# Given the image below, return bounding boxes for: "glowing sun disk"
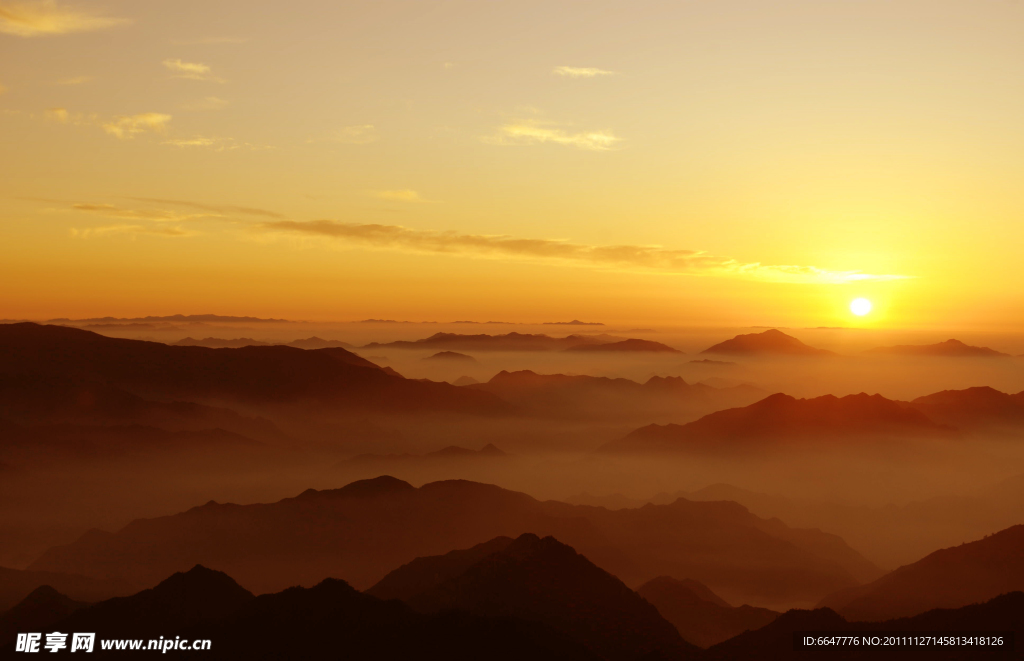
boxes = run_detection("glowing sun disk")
[850,298,873,316]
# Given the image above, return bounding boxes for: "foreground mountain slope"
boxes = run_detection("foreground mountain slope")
[0,566,127,612]
[367,536,515,601]
[606,392,954,452]
[705,592,1024,660]
[407,534,699,661]
[29,477,875,608]
[637,576,779,648]
[0,323,506,415]
[54,565,254,638]
[185,577,600,661]
[0,586,88,646]
[818,525,1024,621]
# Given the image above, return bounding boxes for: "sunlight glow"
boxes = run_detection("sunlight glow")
[850,298,873,316]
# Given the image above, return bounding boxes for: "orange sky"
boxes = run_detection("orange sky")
[1,0,1022,328]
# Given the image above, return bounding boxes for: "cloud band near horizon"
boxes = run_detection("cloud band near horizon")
[258,219,910,284]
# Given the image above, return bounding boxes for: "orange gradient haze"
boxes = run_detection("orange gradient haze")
[2,0,1023,328]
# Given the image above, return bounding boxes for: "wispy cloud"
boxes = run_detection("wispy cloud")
[102,112,171,139]
[126,198,285,219]
[489,121,619,151]
[70,224,196,239]
[45,107,69,122]
[56,75,91,85]
[70,203,216,223]
[0,0,129,36]
[161,136,271,152]
[552,66,615,78]
[180,96,228,111]
[162,58,224,83]
[257,220,910,284]
[170,36,246,45]
[330,125,377,144]
[371,190,428,203]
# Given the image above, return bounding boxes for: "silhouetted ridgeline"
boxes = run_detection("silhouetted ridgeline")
[3,553,1020,659]
[0,323,507,415]
[26,476,879,608]
[606,392,957,452]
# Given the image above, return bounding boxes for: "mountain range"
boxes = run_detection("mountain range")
[0,323,506,416]
[468,370,764,421]
[636,576,780,648]
[818,524,1024,621]
[606,392,955,452]
[5,531,1021,660]
[25,476,880,608]
[866,339,1009,357]
[377,533,698,661]
[173,336,355,349]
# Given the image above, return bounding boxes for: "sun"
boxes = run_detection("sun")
[850,297,873,316]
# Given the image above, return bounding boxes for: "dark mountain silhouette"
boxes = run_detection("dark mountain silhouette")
[0,586,88,646]
[470,370,764,421]
[175,337,269,348]
[637,576,779,648]
[866,339,1009,357]
[368,536,515,601]
[543,320,604,326]
[364,331,625,352]
[908,387,1024,432]
[0,566,127,612]
[174,336,355,350]
[705,592,1024,660]
[818,525,1024,621]
[0,374,285,442]
[51,315,287,324]
[565,339,682,353]
[453,375,480,386]
[281,336,354,349]
[702,329,834,356]
[0,323,507,415]
[606,392,955,452]
[405,534,700,661]
[424,351,477,362]
[184,576,600,661]
[29,476,877,608]
[54,565,254,639]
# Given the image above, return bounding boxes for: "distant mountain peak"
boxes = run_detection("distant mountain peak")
[299,475,416,500]
[702,329,834,356]
[867,338,1009,357]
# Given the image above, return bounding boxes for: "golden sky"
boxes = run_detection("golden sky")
[1,0,1022,328]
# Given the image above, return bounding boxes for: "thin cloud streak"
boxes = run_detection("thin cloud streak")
[70,224,195,239]
[102,113,171,138]
[552,66,615,78]
[258,219,910,284]
[490,123,619,151]
[0,0,129,36]
[126,198,285,219]
[162,58,224,82]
